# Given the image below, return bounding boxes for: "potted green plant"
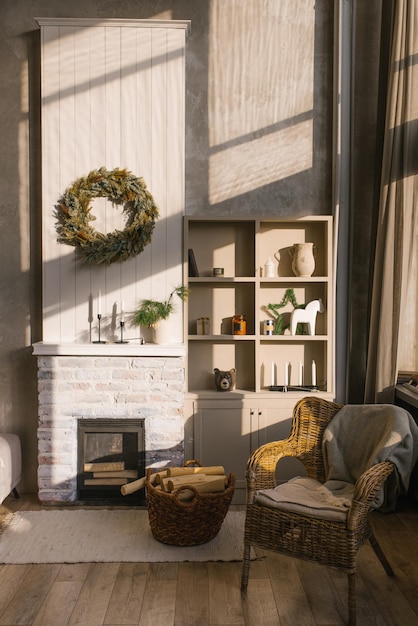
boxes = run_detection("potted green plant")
[133,285,190,343]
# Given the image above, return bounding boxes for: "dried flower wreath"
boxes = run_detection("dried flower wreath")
[55,167,159,265]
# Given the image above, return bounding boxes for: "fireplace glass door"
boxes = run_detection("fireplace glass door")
[78,419,145,504]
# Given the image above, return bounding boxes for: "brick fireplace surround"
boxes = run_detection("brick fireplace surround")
[33,343,185,504]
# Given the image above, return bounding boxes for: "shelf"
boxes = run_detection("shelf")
[259,276,329,283]
[184,216,334,395]
[189,276,329,283]
[259,335,329,341]
[188,334,328,341]
[188,334,256,340]
[188,277,255,283]
[186,388,333,400]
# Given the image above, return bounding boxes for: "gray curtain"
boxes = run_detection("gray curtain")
[365,0,418,403]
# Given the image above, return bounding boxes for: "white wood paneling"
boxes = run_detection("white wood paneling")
[41,24,61,341]
[58,26,77,342]
[37,19,190,344]
[74,26,94,343]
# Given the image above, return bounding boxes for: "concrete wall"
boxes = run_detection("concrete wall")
[0,0,383,492]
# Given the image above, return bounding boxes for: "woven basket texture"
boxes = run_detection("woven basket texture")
[146,469,235,546]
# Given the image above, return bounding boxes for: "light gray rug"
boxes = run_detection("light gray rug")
[0,509,250,564]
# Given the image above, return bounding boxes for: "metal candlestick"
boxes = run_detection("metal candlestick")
[92,314,106,344]
[116,320,128,344]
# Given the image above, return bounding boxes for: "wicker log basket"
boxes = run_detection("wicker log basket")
[146,461,236,546]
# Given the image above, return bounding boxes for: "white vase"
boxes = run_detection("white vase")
[152,320,173,344]
[290,243,316,277]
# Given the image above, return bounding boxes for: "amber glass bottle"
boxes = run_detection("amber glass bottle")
[232,314,246,335]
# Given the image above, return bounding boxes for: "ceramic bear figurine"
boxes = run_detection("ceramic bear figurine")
[214,368,236,392]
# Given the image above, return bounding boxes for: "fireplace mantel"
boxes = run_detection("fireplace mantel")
[32,342,186,357]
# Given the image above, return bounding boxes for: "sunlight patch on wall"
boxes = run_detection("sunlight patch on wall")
[208,0,315,203]
[209,120,313,204]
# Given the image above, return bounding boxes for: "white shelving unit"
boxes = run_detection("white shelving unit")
[183,216,335,501]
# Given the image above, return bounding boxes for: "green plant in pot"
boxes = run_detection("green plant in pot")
[132,285,190,343]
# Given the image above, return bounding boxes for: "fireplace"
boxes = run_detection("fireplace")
[78,418,145,504]
[33,347,186,504]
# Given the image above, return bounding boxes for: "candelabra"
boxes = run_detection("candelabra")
[269,385,318,392]
[92,314,106,344]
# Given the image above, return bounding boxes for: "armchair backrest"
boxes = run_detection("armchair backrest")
[290,397,343,482]
[322,403,418,510]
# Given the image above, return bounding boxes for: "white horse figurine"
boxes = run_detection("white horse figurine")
[290,299,324,336]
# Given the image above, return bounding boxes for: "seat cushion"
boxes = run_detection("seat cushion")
[254,477,354,521]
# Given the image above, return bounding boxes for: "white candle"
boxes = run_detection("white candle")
[299,361,303,386]
[312,360,316,386]
[271,362,275,386]
[121,301,125,323]
[284,362,289,387]
[97,290,102,316]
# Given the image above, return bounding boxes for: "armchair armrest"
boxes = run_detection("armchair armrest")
[347,461,394,530]
[245,438,299,502]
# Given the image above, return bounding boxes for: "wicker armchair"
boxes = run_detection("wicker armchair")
[241,396,395,626]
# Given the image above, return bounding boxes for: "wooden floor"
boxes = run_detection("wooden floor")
[0,494,417,626]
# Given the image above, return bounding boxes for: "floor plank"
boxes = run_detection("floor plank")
[139,578,177,626]
[267,553,316,626]
[356,544,418,626]
[174,562,209,626]
[0,565,31,616]
[67,562,119,626]
[0,564,60,625]
[57,563,92,583]
[32,580,84,626]
[208,562,244,625]
[103,563,148,625]
[241,577,280,625]
[296,559,346,625]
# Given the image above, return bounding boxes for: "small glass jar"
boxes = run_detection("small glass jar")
[233,314,246,335]
[264,319,274,335]
[197,317,210,335]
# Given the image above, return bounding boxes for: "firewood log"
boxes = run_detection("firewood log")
[172,477,227,500]
[162,474,210,492]
[151,470,169,485]
[84,461,125,472]
[167,465,225,477]
[120,476,146,496]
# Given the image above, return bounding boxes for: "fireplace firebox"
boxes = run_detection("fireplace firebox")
[77,419,145,504]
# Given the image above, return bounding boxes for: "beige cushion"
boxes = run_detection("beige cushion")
[254,477,354,521]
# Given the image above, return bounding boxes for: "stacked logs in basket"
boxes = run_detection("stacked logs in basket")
[120,462,228,502]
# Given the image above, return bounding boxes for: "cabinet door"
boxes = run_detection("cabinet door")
[193,404,254,494]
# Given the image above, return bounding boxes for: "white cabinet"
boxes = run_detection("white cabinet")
[185,394,316,503]
[191,400,254,495]
[183,216,335,502]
